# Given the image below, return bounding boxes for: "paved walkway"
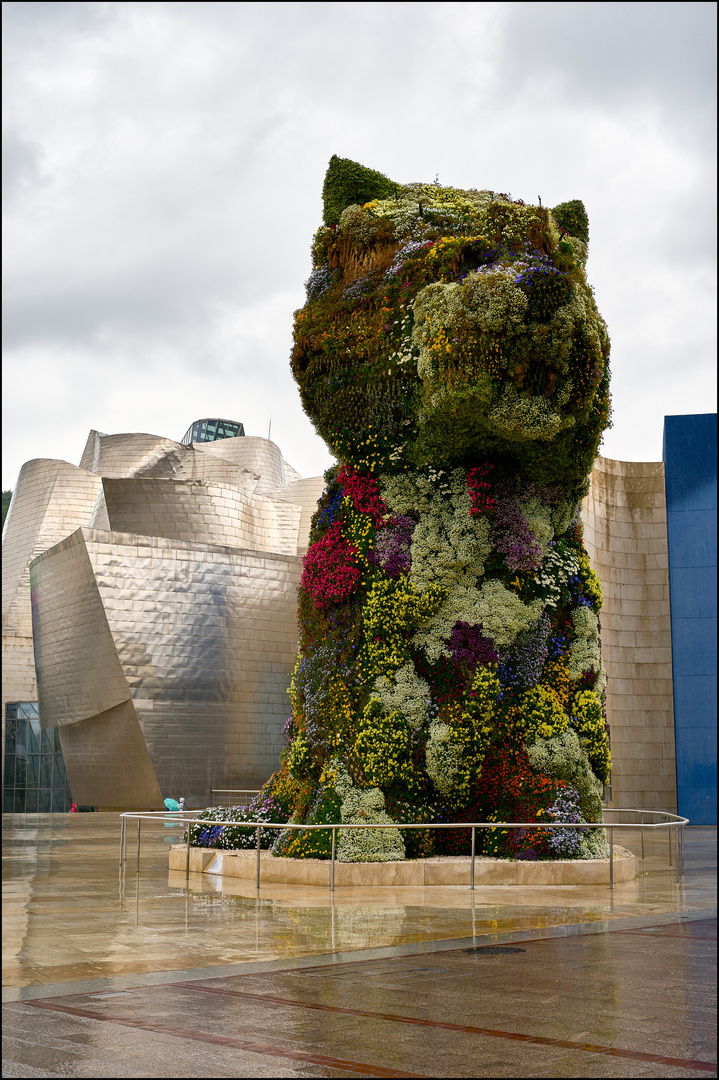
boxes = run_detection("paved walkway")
[2,814,716,1077]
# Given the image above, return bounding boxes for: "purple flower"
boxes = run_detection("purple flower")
[448,622,498,669]
[547,786,584,858]
[492,484,544,573]
[305,265,335,300]
[371,515,416,578]
[498,614,550,691]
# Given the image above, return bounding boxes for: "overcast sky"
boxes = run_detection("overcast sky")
[2,1,716,490]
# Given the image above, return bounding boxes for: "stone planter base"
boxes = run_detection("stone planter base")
[169,844,637,886]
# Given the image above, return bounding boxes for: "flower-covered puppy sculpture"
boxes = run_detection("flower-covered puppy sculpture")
[192,156,613,862]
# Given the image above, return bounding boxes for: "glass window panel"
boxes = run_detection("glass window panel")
[52,759,65,789]
[65,783,74,807]
[26,755,39,787]
[3,788,15,813]
[14,756,27,787]
[6,703,18,720]
[40,728,53,754]
[53,728,62,752]
[15,721,27,753]
[51,789,65,813]
[5,719,16,754]
[27,723,40,754]
[39,758,52,788]
[39,789,51,813]
[29,703,39,719]
[14,790,26,813]
[4,754,15,787]
[18,704,29,719]
[54,755,67,783]
[24,788,38,813]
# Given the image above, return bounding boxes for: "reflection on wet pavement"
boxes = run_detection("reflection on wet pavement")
[2,815,715,990]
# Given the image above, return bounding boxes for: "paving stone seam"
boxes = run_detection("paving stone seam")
[20,991,718,1075]
[169,981,719,1073]
[20,1000,428,1079]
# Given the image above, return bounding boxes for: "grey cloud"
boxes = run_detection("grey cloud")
[2,129,43,201]
[498,2,716,140]
[2,1,118,40]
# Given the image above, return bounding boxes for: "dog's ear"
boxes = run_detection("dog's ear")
[322,154,398,226]
[551,200,589,245]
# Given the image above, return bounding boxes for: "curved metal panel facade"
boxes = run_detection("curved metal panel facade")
[30,528,302,806]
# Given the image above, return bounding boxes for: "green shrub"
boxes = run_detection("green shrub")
[322,154,396,225]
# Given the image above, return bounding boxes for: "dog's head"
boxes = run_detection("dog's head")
[292,156,610,502]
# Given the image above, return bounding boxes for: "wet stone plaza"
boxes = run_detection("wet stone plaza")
[2,813,717,1078]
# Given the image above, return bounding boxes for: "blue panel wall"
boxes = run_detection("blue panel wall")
[663,414,717,824]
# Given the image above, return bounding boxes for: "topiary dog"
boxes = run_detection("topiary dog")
[267,156,612,862]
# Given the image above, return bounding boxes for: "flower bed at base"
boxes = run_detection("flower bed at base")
[169,844,637,887]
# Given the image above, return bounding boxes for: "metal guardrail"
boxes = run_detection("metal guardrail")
[118,808,688,892]
[211,789,260,807]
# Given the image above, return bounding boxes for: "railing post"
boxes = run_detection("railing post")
[136,818,141,874]
[668,823,672,867]
[119,817,124,868]
[256,825,261,890]
[471,826,475,891]
[609,827,613,891]
[641,812,645,860]
[331,827,336,893]
[186,820,191,880]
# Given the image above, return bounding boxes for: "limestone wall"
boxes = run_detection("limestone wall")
[582,456,677,812]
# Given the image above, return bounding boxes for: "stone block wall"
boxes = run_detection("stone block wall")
[582,456,677,812]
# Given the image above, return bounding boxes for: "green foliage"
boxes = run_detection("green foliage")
[322,154,397,226]
[551,200,589,245]
[1,490,12,531]
[278,785,343,859]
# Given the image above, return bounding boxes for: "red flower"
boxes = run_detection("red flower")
[301,523,360,608]
[468,464,495,516]
[337,466,388,521]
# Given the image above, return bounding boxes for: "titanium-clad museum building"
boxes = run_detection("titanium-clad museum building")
[2,420,323,810]
[2,415,716,821]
